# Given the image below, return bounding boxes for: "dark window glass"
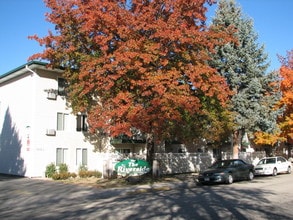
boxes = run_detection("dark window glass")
[58,78,67,96]
[76,114,88,132]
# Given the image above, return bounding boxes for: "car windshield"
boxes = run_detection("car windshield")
[257,158,276,165]
[210,160,232,169]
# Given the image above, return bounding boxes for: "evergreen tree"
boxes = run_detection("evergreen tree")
[210,0,281,158]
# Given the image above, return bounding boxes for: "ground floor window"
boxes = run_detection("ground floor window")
[116,148,131,154]
[76,148,88,166]
[57,112,69,131]
[56,148,68,165]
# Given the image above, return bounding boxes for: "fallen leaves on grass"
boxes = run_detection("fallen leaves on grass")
[60,173,198,189]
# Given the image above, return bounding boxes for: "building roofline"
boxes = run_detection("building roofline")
[0,61,63,84]
[0,61,47,79]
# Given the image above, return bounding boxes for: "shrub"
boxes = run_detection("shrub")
[45,163,57,178]
[58,163,68,173]
[70,172,77,178]
[90,170,102,178]
[78,164,88,172]
[46,163,76,180]
[78,170,88,178]
[78,170,102,178]
[52,172,71,180]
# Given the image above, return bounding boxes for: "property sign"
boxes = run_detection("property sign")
[114,159,151,176]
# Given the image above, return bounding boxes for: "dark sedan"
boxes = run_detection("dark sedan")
[197,159,254,184]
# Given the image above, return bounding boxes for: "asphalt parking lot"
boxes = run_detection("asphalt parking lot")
[1,173,293,219]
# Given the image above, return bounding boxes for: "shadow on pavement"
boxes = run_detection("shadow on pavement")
[0,174,291,219]
[0,173,24,181]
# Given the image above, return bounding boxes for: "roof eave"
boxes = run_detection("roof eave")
[0,61,63,84]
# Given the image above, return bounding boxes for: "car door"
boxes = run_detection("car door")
[277,157,288,172]
[233,160,248,179]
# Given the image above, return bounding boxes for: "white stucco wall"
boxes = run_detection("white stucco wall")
[0,64,112,177]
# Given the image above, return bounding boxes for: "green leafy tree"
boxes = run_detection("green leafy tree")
[209,0,281,158]
[254,50,293,156]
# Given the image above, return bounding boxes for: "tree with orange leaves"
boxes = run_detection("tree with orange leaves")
[254,50,293,156]
[29,0,233,164]
[278,50,293,155]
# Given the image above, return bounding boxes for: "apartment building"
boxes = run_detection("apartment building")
[2,61,213,177]
[0,61,138,177]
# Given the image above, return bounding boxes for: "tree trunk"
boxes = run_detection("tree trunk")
[287,143,292,159]
[232,130,241,159]
[146,133,154,168]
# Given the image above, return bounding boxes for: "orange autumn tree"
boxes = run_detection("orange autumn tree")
[29,0,232,163]
[255,50,293,155]
[278,50,293,150]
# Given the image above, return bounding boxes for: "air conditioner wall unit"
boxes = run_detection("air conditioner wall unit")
[47,92,57,100]
[46,129,56,136]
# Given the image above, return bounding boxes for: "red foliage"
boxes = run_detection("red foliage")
[29,0,232,141]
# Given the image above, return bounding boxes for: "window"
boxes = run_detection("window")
[76,148,88,166]
[278,157,286,163]
[76,114,88,132]
[266,158,276,164]
[58,78,67,96]
[233,160,244,167]
[57,113,69,131]
[56,148,68,165]
[116,148,131,154]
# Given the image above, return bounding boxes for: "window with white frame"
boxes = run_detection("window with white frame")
[56,148,68,165]
[76,114,88,132]
[57,112,69,131]
[76,148,88,166]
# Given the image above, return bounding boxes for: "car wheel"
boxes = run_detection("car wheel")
[226,174,233,184]
[272,168,277,176]
[287,166,291,174]
[247,171,254,181]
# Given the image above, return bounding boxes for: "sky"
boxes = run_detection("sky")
[0,0,292,75]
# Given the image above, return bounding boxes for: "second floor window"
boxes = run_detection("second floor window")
[76,114,88,132]
[57,112,69,131]
[58,78,67,96]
